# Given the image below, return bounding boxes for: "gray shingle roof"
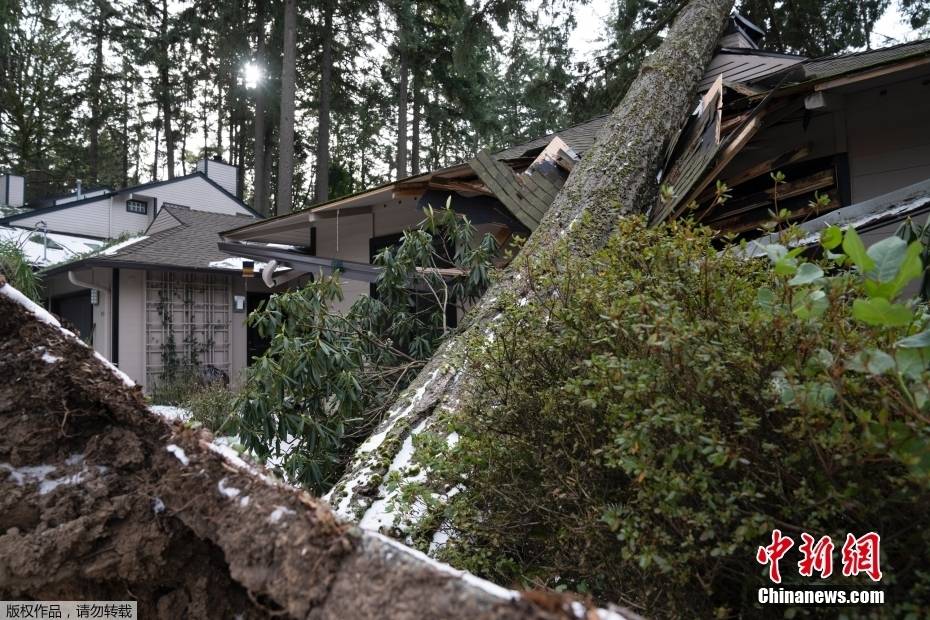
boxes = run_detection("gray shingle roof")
[754,37,930,87]
[85,206,257,271]
[493,115,609,160]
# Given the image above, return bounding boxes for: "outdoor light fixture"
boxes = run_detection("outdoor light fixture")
[233,295,246,313]
[90,289,99,305]
[242,260,255,278]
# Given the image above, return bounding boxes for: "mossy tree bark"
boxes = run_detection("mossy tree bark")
[326,0,735,526]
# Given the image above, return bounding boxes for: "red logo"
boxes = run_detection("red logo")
[757,531,882,583]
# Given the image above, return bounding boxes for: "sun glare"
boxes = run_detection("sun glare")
[243,62,262,89]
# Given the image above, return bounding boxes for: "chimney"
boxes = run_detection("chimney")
[196,158,239,197]
[75,179,83,200]
[0,173,25,208]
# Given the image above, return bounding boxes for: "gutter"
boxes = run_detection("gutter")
[68,269,109,292]
[218,241,383,283]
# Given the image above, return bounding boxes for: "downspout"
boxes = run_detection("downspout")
[111,269,119,365]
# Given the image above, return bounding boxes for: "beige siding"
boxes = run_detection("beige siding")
[117,269,147,388]
[316,209,373,311]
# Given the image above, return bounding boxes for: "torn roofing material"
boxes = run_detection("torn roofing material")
[745,177,930,254]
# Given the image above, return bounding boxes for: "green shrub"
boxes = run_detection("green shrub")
[149,371,200,406]
[185,383,238,434]
[403,216,930,618]
[236,205,497,493]
[0,240,41,302]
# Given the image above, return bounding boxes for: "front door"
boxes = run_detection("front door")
[51,291,93,344]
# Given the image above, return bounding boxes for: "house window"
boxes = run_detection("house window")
[126,199,147,215]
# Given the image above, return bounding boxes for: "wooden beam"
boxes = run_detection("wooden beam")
[703,168,835,223]
[670,97,801,220]
[696,143,811,203]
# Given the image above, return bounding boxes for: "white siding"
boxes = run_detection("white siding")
[145,209,183,235]
[143,175,250,216]
[196,159,239,196]
[1,174,25,207]
[10,198,113,238]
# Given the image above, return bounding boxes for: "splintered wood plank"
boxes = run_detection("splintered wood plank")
[470,152,541,228]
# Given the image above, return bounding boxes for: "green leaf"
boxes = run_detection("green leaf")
[895,347,929,380]
[864,349,896,375]
[788,262,824,286]
[793,289,828,319]
[852,297,913,327]
[866,236,907,283]
[764,244,787,262]
[756,287,775,311]
[774,257,798,276]
[843,228,875,272]
[896,329,930,348]
[821,225,842,250]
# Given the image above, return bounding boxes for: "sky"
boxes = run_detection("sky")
[567,0,925,63]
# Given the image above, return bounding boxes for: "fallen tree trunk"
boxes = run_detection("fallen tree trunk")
[0,282,639,620]
[327,0,735,529]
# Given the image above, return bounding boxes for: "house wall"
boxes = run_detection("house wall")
[196,159,238,196]
[8,175,252,240]
[118,269,146,388]
[315,209,374,312]
[845,75,930,202]
[42,268,113,361]
[11,198,113,238]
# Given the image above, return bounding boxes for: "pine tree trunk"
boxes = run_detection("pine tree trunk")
[159,0,175,179]
[88,8,105,183]
[395,1,410,180]
[276,0,298,215]
[253,0,268,215]
[411,70,421,176]
[315,0,334,204]
[327,0,735,528]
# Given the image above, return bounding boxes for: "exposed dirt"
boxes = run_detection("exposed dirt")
[0,285,637,620]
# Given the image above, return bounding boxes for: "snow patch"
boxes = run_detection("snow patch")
[357,368,442,455]
[218,477,242,499]
[268,505,296,524]
[446,432,460,448]
[149,405,192,422]
[100,235,147,255]
[41,351,61,364]
[1,458,106,495]
[358,417,429,532]
[166,444,189,466]
[153,497,166,514]
[370,532,519,601]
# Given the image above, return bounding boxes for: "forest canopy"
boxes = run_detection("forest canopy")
[1,0,926,213]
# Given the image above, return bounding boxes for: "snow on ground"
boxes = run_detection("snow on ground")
[149,405,192,422]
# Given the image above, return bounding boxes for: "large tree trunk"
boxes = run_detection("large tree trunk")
[327,0,734,529]
[159,0,175,179]
[253,0,269,215]
[315,0,334,203]
[276,0,298,215]
[0,282,640,620]
[88,6,105,183]
[394,0,410,180]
